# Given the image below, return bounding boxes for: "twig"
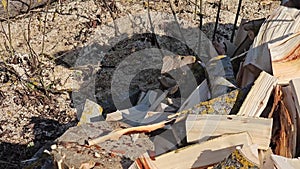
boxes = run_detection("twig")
[0,159,18,166]
[0,22,9,44]
[103,0,119,36]
[1,1,14,56]
[213,0,222,41]
[199,0,203,30]
[194,0,198,19]
[23,12,39,62]
[230,50,248,61]
[168,0,187,45]
[231,0,243,42]
[41,0,51,55]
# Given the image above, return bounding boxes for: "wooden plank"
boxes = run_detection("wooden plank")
[186,114,272,150]
[269,32,300,84]
[237,71,277,117]
[271,155,300,169]
[238,6,300,87]
[178,79,210,112]
[151,132,253,169]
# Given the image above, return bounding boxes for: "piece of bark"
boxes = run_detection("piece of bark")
[147,132,253,169]
[281,86,298,157]
[238,6,300,88]
[237,71,277,117]
[234,19,249,47]
[186,114,272,150]
[271,155,300,169]
[87,119,175,145]
[269,32,300,84]
[161,55,196,74]
[77,99,104,125]
[150,120,186,156]
[206,55,236,98]
[270,86,294,158]
[158,75,177,88]
[178,79,210,112]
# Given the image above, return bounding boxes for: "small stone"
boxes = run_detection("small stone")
[51,144,57,150]
[94,152,101,158]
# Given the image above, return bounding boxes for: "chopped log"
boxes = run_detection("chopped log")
[206,55,236,98]
[185,114,272,150]
[171,88,239,121]
[87,119,175,145]
[290,78,300,117]
[129,153,158,169]
[134,132,253,169]
[150,120,186,156]
[213,146,260,169]
[270,86,294,158]
[178,79,210,112]
[237,71,277,117]
[271,155,300,169]
[239,144,260,166]
[238,6,300,87]
[230,18,265,75]
[258,148,274,169]
[290,78,300,156]
[269,32,300,84]
[105,104,150,123]
[106,90,168,126]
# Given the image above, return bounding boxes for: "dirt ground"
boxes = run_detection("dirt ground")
[0,0,280,168]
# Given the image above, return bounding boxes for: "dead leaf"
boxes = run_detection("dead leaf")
[1,0,7,10]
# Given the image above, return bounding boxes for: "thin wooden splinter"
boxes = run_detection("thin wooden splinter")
[87,119,175,145]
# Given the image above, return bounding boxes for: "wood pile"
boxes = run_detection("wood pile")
[49,5,300,169]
